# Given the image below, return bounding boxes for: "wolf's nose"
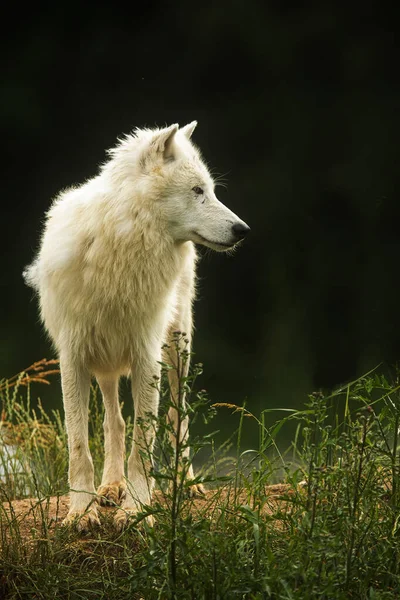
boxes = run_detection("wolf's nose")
[232,222,251,240]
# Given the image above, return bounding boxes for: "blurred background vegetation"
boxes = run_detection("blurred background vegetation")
[2,2,399,444]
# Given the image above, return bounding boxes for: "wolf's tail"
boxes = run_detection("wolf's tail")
[23,261,39,290]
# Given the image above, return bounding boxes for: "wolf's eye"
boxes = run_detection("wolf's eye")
[192,186,204,195]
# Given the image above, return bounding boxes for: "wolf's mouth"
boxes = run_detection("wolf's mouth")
[192,232,234,249]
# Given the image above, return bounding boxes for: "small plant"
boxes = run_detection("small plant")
[0,359,66,501]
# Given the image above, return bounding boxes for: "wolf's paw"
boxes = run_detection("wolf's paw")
[114,506,154,532]
[170,479,206,498]
[97,481,126,506]
[186,482,206,498]
[62,506,101,533]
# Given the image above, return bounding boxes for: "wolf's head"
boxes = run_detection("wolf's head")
[109,123,250,252]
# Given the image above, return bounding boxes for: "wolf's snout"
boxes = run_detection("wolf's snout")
[232,222,251,241]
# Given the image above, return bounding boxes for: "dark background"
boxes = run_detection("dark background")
[2,2,399,442]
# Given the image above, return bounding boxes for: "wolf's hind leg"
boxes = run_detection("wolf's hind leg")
[164,325,206,498]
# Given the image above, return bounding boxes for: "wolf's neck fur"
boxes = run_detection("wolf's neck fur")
[79,174,190,303]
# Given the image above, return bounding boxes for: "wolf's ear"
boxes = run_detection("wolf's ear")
[150,124,179,161]
[180,121,197,140]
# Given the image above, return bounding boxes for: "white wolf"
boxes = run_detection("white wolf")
[24,122,250,531]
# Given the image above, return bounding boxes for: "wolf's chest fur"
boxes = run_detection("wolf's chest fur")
[59,231,194,371]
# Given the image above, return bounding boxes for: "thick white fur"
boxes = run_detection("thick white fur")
[24,122,249,530]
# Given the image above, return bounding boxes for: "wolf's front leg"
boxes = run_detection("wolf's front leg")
[60,355,100,531]
[96,375,126,506]
[114,354,160,531]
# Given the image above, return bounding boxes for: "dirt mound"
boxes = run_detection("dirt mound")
[1,483,296,545]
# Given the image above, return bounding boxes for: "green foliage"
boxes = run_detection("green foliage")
[1,356,400,598]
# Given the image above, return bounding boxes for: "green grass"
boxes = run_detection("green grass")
[1,352,400,599]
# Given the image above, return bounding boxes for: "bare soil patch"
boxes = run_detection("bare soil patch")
[1,483,296,547]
